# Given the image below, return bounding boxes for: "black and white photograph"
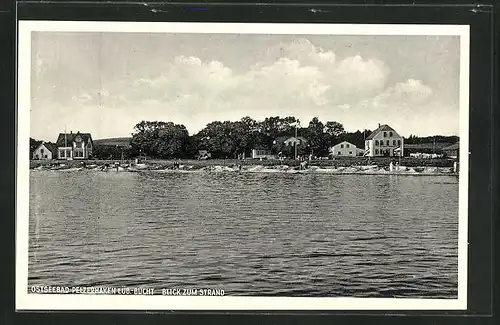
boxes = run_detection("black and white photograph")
[16,22,469,310]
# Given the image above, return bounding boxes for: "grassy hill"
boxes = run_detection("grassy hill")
[93,137,132,147]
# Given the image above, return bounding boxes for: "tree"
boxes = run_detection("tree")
[304,117,329,157]
[130,121,191,158]
[194,120,254,158]
[324,121,345,137]
[30,137,42,158]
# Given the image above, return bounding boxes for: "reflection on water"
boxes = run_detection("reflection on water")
[29,171,458,298]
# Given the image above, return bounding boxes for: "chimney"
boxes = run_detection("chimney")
[378,123,381,128]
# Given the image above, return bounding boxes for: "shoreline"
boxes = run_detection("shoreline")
[30,159,459,176]
[30,157,457,168]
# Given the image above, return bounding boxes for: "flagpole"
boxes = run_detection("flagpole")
[294,125,298,160]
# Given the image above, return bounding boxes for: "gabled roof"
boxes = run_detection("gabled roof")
[332,140,356,147]
[56,132,93,147]
[36,142,58,156]
[443,142,459,151]
[366,124,398,140]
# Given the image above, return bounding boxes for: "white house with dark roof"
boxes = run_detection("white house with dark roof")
[32,142,58,160]
[56,131,94,160]
[329,141,358,157]
[364,124,404,157]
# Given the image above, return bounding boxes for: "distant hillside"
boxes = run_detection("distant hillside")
[93,137,132,147]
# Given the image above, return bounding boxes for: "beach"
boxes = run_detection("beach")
[29,158,458,176]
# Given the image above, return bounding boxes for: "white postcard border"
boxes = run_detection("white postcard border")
[16,21,470,311]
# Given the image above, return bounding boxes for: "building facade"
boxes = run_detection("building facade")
[56,132,93,160]
[32,142,57,160]
[251,149,276,159]
[329,141,358,157]
[442,142,459,159]
[364,124,404,157]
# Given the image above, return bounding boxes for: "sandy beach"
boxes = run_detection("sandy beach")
[30,158,458,176]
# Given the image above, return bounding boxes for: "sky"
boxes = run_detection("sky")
[30,32,461,141]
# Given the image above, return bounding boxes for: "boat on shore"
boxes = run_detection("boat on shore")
[30,161,458,176]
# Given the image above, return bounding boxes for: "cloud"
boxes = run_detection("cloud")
[32,37,457,139]
[79,38,392,132]
[371,79,433,108]
[340,79,458,136]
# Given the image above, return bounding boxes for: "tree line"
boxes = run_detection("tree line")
[29,117,459,160]
[126,117,365,159]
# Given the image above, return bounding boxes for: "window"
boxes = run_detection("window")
[35,154,39,159]
[389,132,393,137]
[375,140,379,146]
[340,144,344,148]
[44,155,48,158]
[346,144,350,148]
[398,140,401,146]
[41,148,44,154]
[59,150,65,158]
[393,140,396,145]
[349,151,352,155]
[383,132,387,137]
[386,140,390,146]
[375,149,379,154]
[380,141,383,146]
[338,151,341,155]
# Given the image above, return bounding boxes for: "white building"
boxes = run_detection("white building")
[364,124,404,157]
[251,149,276,160]
[32,142,57,160]
[329,141,358,157]
[56,131,94,160]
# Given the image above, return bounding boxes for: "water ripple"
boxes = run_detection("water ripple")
[28,171,459,298]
